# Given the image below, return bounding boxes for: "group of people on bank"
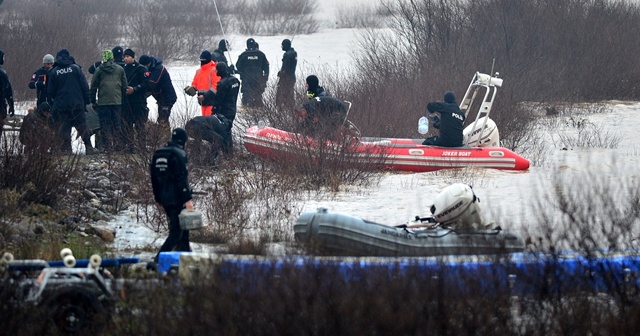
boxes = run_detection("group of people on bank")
[2,40,468,269]
[5,46,176,154]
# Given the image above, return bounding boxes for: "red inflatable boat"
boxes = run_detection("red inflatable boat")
[243,72,530,173]
[243,125,529,173]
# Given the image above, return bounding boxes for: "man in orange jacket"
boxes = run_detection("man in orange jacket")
[185,50,219,116]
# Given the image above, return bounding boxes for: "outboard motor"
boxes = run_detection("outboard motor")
[463,116,500,147]
[430,183,483,229]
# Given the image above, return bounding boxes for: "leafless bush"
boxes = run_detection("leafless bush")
[128,0,222,60]
[540,104,622,149]
[334,2,389,29]
[525,158,640,253]
[232,0,319,35]
[0,131,80,207]
[555,117,622,149]
[0,0,116,101]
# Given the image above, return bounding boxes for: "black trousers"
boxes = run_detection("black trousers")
[54,107,93,152]
[240,77,263,107]
[96,105,122,152]
[156,205,190,260]
[122,102,149,145]
[276,77,295,109]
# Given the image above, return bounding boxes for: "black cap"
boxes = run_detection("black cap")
[199,50,212,62]
[282,39,291,50]
[112,46,124,61]
[444,91,456,103]
[171,128,188,147]
[123,48,135,58]
[216,62,228,77]
[219,39,229,52]
[138,54,152,66]
[56,49,70,59]
[306,75,319,89]
[246,38,256,50]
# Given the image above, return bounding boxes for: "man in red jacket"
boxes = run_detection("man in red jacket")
[184,50,219,116]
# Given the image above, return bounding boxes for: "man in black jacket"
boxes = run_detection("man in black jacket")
[295,96,348,140]
[28,54,54,107]
[212,39,230,66]
[276,38,297,109]
[122,48,149,150]
[422,91,465,147]
[150,128,193,263]
[305,75,328,99]
[0,49,15,139]
[198,62,240,156]
[47,49,97,154]
[139,54,177,127]
[236,38,269,107]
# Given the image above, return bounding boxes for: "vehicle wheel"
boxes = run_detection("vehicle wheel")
[45,288,107,334]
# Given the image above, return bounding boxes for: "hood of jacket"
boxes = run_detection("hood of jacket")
[149,57,162,70]
[99,60,118,73]
[54,56,74,67]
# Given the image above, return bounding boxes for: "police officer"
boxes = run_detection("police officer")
[422,91,465,147]
[295,96,348,140]
[47,49,97,154]
[305,75,328,99]
[276,38,297,109]
[138,54,177,128]
[235,38,269,107]
[150,128,193,265]
[212,39,230,66]
[198,62,240,156]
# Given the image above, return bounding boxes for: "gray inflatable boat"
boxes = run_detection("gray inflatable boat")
[294,208,525,257]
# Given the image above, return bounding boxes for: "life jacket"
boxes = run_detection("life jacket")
[192,61,220,116]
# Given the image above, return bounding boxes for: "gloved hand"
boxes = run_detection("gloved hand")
[184,86,197,96]
[433,116,441,129]
[229,64,236,74]
[8,106,15,117]
[92,103,98,110]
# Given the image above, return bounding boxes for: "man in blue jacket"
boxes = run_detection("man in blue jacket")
[47,49,98,154]
[138,55,177,128]
[422,91,465,147]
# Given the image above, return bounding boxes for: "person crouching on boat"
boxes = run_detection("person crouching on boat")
[294,96,348,140]
[422,91,465,147]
